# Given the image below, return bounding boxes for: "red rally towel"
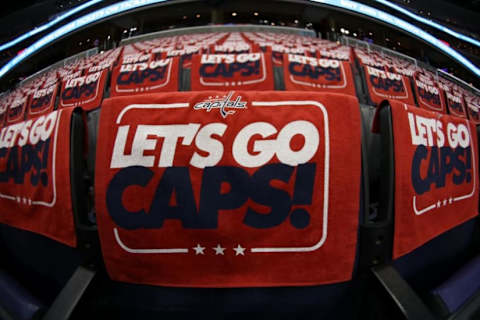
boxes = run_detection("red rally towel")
[413,73,446,114]
[95,91,361,287]
[6,93,30,125]
[465,98,480,124]
[283,54,356,96]
[389,101,478,258]
[0,108,77,247]
[110,56,179,96]
[59,69,107,111]
[364,66,415,106]
[446,91,467,118]
[190,53,274,91]
[26,83,58,119]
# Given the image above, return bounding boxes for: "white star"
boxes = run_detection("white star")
[443,199,447,206]
[437,201,441,208]
[193,244,205,255]
[213,244,226,255]
[233,244,245,256]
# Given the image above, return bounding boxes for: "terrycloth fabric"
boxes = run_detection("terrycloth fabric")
[190,53,274,91]
[95,91,361,287]
[445,91,467,118]
[413,72,447,114]
[363,65,415,106]
[59,69,107,111]
[5,91,29,125]
[465,96,480,124]
[283,54,357,97]
[110,56,179,97]
[432,255,480,313]
[0,108,77,247]
[26,83,57,119]
[388,101,478,258]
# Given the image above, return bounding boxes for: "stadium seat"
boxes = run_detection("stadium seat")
[110,55,180,96]
[282,54,357,97]
[369,100,480,319]
[77,91,369,319]
[0,108,98,319]
[59,70,109,111]
[190,53,275,91]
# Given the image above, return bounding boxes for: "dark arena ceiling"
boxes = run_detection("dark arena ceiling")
[1,0,480,88]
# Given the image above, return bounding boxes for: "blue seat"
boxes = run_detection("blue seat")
[0,269,44,320]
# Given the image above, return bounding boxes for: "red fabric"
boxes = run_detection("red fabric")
[390,101,478,258]
[213,43,252,54]
[190,53,274,91]
[316,48,351,62]
[271,46,307,66]
[446,91,467,118]
[413,74,446,114]
[59,69,107,111]
[465,98,480,124]
[26,83,58,119]
[0,108,77,247]
[0,108,6,127]
[165,48,202,68]
[6,94,30,125]
[95,91,361,287]
[0,96,10,127]
[364,66,415,106]
[60,70,83,82]
[283,54,356,96]
[110,57,179,97]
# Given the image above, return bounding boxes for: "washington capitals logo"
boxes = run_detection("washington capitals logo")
[193,91,247,118]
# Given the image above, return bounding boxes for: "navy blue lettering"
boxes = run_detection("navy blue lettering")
[0,140,48,186]
[6,147,20,183]
[106,163,318,230]
[8,106,22,118]
[244,164,294,229]
[370,75,404,92]
[149,167,200,228]
[106,166,154,230]
[117,67,167,85]
[198,166,250,228]
[418,88,440,106]
[289,63,341,81]
[31,94,53,111]
[411,145,472,195]
[411,145,429,195]
[450,101,463,113]
[62,82,96,101]
[199,61,260,78]
[0,147,8,182]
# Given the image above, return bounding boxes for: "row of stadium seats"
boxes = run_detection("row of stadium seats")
[0,30,479,319]
[0,91,479,319]
[1,32,480,127]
